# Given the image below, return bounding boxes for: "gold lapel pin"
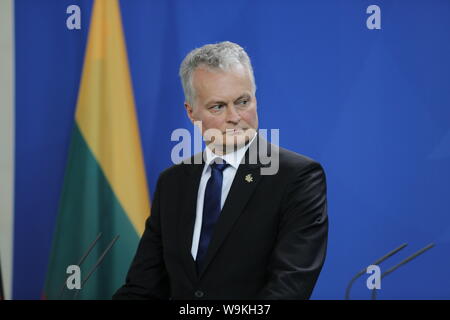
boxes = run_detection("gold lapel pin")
[245,174,253,183]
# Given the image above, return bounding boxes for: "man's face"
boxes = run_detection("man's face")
[185,64,259,154]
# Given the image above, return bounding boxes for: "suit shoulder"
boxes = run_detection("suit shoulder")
[276,145,324,172]
[157,162,184,181]
[278,145,316,164]
[157,152,203,180]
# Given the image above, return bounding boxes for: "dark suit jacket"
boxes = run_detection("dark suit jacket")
[113,136,328,300]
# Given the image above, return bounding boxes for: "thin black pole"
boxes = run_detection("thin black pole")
[0,255,4,300]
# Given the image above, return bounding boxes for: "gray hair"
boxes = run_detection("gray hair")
[179,41,256,106]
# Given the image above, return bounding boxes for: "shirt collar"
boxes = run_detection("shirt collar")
[204,133,257,170]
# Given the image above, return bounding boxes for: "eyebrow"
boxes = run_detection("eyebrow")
[235,94,251,102]
[205,94,251,107]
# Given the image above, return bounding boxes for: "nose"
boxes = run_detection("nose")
[226,104,241,124]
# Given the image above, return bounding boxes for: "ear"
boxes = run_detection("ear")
[184,102,195,123]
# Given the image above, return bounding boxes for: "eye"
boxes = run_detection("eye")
[209,104,225,112]
[237,99,249,106]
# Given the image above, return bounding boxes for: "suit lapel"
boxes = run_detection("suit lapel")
[178,154,204,283]
[198,136,272,278]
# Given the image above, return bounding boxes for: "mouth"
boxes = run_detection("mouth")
[224,128,247,135]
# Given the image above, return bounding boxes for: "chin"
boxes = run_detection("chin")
[224,135,248,149]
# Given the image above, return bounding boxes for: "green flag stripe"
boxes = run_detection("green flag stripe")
[44,124,140,299]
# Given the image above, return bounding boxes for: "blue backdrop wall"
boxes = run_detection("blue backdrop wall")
[13,0,450,299]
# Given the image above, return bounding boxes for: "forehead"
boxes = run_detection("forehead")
[192,65,253,101]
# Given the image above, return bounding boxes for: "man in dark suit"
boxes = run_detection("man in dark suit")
[113,41,328,300]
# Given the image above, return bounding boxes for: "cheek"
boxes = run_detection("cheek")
[199,114,224,132]
[242,108,258,126]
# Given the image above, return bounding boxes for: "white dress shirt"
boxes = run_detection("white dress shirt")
[191,134,257,260]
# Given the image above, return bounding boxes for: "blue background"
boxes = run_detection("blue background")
[13,0,450,299]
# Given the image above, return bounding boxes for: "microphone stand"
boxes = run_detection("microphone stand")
[73,235,120,300]
[371,243,434,300]
[58,232,103,299]
[345,243,408,300]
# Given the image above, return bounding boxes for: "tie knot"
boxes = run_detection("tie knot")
[211,160,229,172]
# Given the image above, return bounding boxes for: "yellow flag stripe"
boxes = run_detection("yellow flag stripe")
[75,0,149,235]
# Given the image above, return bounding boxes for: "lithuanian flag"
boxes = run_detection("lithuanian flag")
[44,0,149,299]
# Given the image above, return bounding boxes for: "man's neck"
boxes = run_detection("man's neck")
[203,133,258,170]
